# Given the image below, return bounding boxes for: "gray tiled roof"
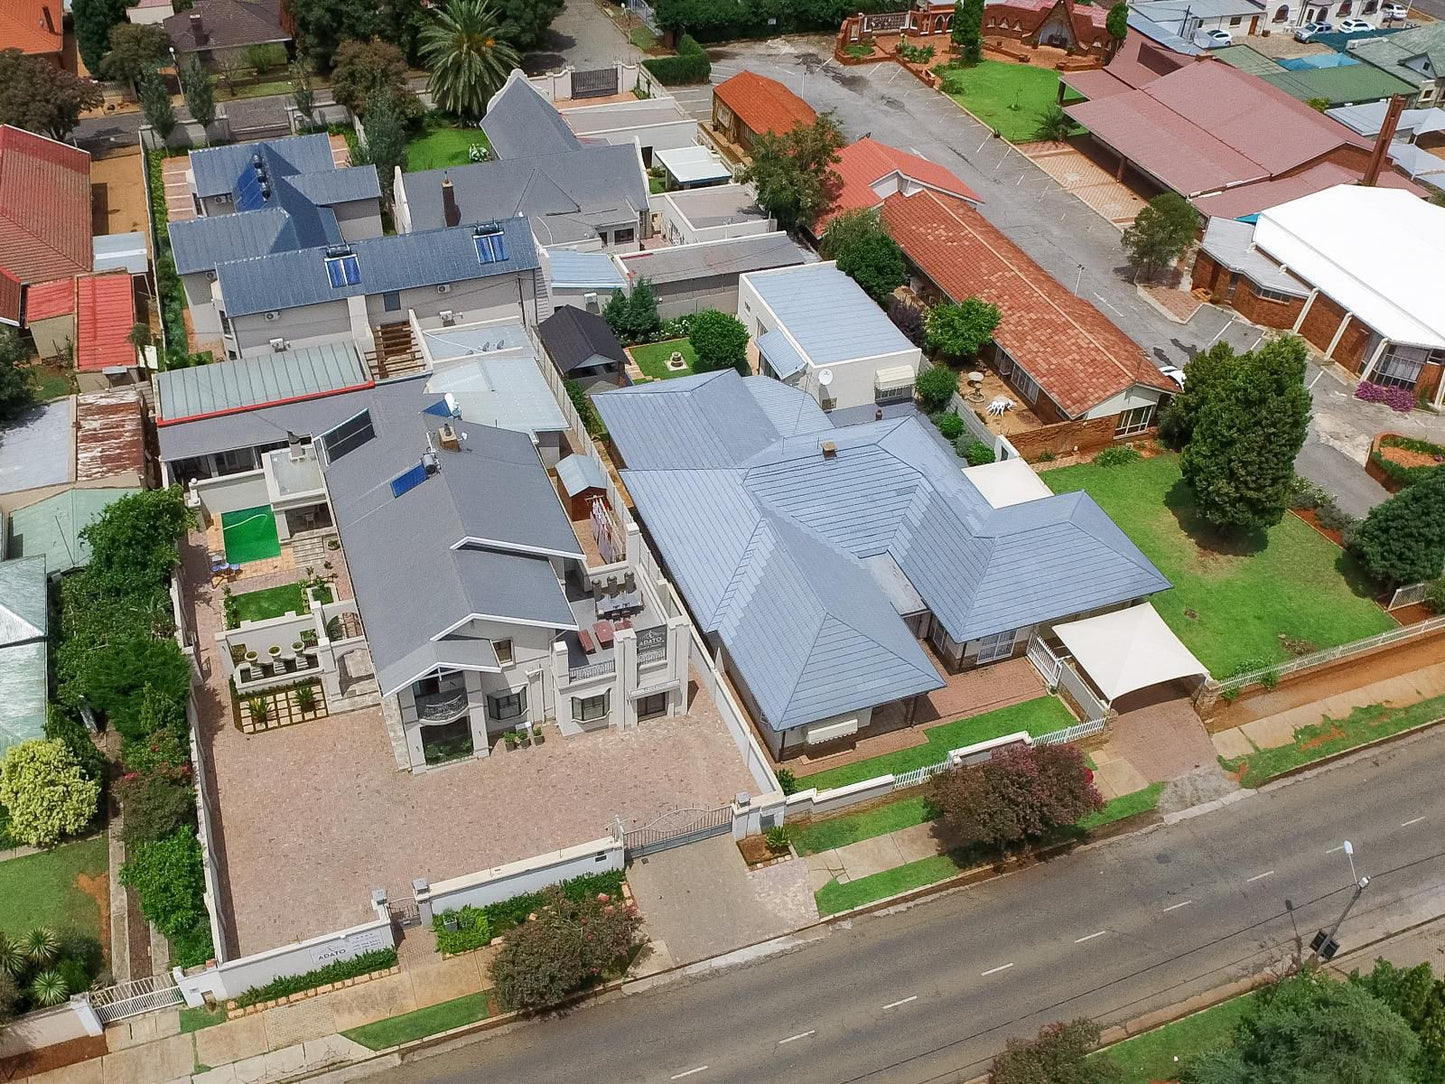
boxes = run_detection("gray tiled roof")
[189,134,334,198]
[215,216,538,317]
[546,249,627,290]
[595,372,1169,731]
[1199,218,1309,298]
[482,78,582,159]
[615,232,811,287]
[156,341,369,423]
[745,263,915,368]
[170,207,297,276]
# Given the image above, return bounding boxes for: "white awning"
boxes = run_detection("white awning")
[806,717,859,745]
[874,364,916,391]
[1053,603,1208,701]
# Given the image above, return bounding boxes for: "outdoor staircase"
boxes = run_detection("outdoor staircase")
[289,532,333,568]
[367,322,426,381]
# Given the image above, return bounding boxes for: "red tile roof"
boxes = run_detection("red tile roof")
[0,1,63,56]
[0,126,92,325]
[714,71,816,139]
[818,138,980,231]
[75,273,136,373]
[988,0,1109,45]
[882,190,1176,417]
[1191,160,1423,220]
[25,278,75,322]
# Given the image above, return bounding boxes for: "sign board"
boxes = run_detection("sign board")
[637,625,667,654]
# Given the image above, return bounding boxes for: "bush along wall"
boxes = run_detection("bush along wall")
[231,948,399,1008]
[642,34,711,85]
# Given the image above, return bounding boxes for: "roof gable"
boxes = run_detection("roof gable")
[819,138,981,231]
[714,71,817,137]
[482,77,583,159]
[538,305,627,373]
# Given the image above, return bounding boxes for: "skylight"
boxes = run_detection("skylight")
[317,410,375,463]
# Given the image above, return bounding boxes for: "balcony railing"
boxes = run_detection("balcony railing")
[415,689,470,723]
[568,658,617,683]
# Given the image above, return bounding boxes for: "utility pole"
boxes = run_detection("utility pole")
[1307,840,1368,963]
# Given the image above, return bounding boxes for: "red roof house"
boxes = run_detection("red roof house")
[882,188,1176,430]
[984,0,1113,55]
[815,138,980,233]
[0,1,64,60]
[75,273,137,376]
[0,126,93,326]
[711,72,817,157]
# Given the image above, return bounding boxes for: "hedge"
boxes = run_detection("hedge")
[1371,436,1445,489]
[232,948,398,1007]
[478,870,625,937]
[642,35,710,85]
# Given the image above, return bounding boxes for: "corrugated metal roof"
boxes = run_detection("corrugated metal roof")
[190,134,334,198]
[1199,217,1309,296]
[75,387,147,483]
[556,453,607,496]
[25,277,73,321]
[756,329,806,379]
[1328,101,1445,137]
[424,353,570,435]
[596,372,1169,731]
[655,145,732,185]
[92,232,149,275]
[663,184,769,230]
[0,399,72,496]
[1259,62,1416,106]
[169,206,297,275]
[616,232,810,286]
[546,249,626,290]
[744,263,916,368]
[75,273,136,373]
[156,341,370,423]
[0,555,48,753]
[5,487,142,573]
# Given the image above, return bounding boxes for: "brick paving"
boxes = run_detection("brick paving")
[180,536,758,958]
[1141,282,1205,324]
[1100,695,1219,785]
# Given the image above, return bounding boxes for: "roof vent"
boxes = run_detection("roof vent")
[821,441,837,460]
[437,423,461,451]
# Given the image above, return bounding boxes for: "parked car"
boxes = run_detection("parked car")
[1196,27,1235,46]
[1338,17,1374,32]
[1294,20,1334,39]
[1159,364,1187,389]
[1382,2,1408,17]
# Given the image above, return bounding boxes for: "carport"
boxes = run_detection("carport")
[1053,604,1208,712]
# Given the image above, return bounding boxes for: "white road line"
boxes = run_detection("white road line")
[1075,931,1107,943]
[981,963,1014,977]
[1402,817,1426,827]
[1327,844,1347,854]
[778,1030,815,1045]
[1162,900,1193,912]
[671,1068,709,1080]
[1247,870,1275,883]
[882,995,919,1010]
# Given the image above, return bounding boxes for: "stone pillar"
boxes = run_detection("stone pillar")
[464,671,489,758]
[666,615,690,715]
[412,878,433,925]
[615,626,637,730]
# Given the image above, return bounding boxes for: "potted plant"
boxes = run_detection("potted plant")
[291,640,306,653]
[517,726,532,748]
[503,730,519,751]
[533,723,545,745]
[268,645,282,659]
[295,685,316,714]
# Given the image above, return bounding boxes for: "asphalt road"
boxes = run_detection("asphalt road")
[387,726,1445,1084]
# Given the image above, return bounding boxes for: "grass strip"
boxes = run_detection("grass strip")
[180,1003,228,1034]
[790,795,937,856]
[342,992,490,1051]
[629,338,697,380]
[1104,992,1254,1084]
[815,854,962,916]
[1077,783,1165,831]
[0,835,108,940]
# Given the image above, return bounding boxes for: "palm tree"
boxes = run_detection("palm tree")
[30,969,69,1007]
[23,928,59,968]
[420,0,521,120]
[0,933,24,978]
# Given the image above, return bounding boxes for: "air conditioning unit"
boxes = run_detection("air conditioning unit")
[439,309,456,325]
[269,337,288,352]
[265,310,281,321]
[436,283,452,294]
[584,291,599,312]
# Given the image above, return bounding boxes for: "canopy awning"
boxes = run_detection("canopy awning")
[1053,603,1207,701]
[874,364,916,391]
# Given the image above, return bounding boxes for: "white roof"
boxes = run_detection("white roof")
[1252,185,1445,350]
[655,144,733,185]
[961,458,1052,509]
[1054,603,1208,700]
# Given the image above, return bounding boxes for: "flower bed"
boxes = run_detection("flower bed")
[228,948,398,1010]
[1368,434,1445,491]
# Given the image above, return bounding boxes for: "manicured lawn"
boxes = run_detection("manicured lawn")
[1105,993,1254,1083]
[1077,782,1164,831]
[1043,455,1394,676]
[630,24,658,50]
[790,795,937,856]
[796,696,1076,792]
[406,127,490,172]
[230,581,332,625]
[940,60,1078,143]
[816,854,961,916]
[342,992,490,1050]
[180,1003,229,1033]
[1222,693,1445,789]
[630,338,697,380]
[0,835,108,941]
[648,173,667,194]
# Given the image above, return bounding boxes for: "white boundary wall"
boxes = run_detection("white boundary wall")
[420,837,625,923]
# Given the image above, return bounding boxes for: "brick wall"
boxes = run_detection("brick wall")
[1011,414,1119,461]
[1333,316,1371,371]
[1232,281,1304,331]
[1191,252,1227,297]
[1299,292,1347,355]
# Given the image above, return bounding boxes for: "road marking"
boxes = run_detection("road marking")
[1075,930,1107,943]
[1162,900,1192,912]
[671,1068,709,1080]
[1247,870,1275,883]
[1402,817,1426,827]
[1327,844,1347,854]
[882,995,919,1010]
[981,963,1014,977]
[778,1030,815,1045]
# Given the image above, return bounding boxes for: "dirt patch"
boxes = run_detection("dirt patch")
[1290,508,1345,548]
[1297,724,1344,752]
[75,871,110,963]
[1380,444,1443,470]
[737,835,788,868]
[89,149,151,241]
[1392,603,1435,626]
[0,1034,108,1079]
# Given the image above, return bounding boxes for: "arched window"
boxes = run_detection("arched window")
[1363,0,1378,12]
[1273,4,1289,20]
[1338,0,1352,14]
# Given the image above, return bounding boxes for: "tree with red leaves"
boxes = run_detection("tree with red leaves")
[933,742,1103,851]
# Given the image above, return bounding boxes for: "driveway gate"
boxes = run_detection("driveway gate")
[573,67,620,99]
[86,975,185,1025]
[623,805,733,857]
[389,895,421,929]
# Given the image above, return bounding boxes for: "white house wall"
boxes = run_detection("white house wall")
[332,199,384,241]
[805,346,920,412]
[1082,384,1169,420]
[183,273,223,338]
[231,299,352,358]
[363,275,531,330]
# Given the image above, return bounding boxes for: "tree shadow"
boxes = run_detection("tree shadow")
[1334,547,1387,603]
[1163,478,1269,558]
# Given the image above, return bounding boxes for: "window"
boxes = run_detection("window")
[612,227,635,245]
[1337,0,1351,13]
[494,638,513,666]
[572,691,609,722]
[1274,5,1289,20]
[1009,365,1041,404]
[1252,284,1294,303]
[973,630,1016,664]
[875,382,913,404]
[637,692,668,720]
[1363,0,1377,10]
[1371,344,1430,391]
[382,291,401,312]
[325,253,361,288]
[488,687,527,721]
[215,447,258,475]
[1115,403,1157,437]
[1229,14,1243,23]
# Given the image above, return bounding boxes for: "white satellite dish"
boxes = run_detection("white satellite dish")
[817,368,834,387]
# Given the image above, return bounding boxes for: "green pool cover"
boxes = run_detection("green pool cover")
[221,506,281,564]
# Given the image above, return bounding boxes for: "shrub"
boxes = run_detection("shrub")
[1425,578,1445,615]
[488,887,643,1011]
[481,870,626,936]
[764,826,790,853]
[122,717,190,775]
[886,297,926,347]
[932,743,1103,851]
[433,906,492,955]
[1314,498,1356,533]
[925,298,1001,359]
[1287,473,1328,511]
[990,1019,1115,1084]
[119,829,206,940]
[117,770,194,847]
[44,706,106,789]
[1355,380,1387,404]
[233,948,398,1008]
[566,379,607,439]
[0,739,101,847]
[958,439,995,465]
[0,973,17,1020]
[1093,444,1142,467]
[936,412,965,441]
[641,34,710,85]
[247,697,268,724]
[688,310,750,375]
[82,639,192,740]
[776,768,798,795]
[916,364,959,412]
[1371,436,1445,489]
[1350,469,1445,588]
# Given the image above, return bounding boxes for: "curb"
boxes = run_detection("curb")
[1253,712,1445,789]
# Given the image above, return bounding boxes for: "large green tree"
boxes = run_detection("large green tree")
[737,113,846,234]
[991,1020,1122,1084]
[1106,1,1130,41]
[1353,959,1445,1081]
[1180,336,1312,532]
[821,209,906,304]
[1158,341,1239,450]
[1122,192,1200,279]
[355,92,409,205]
[330,38,413,118]
[688,309,750,375]
[0,49,104,141]
[0,326,36,423]
[138,69,176,142]
[98,22,171,94]
[420,0,521,120]
[0,740,101,848]
[1349,469,1445,588]
[493,0,566,51]
[79,487,193,598]
[72,0,128,74]
[926,297,1001,359]
[952,0,985,65]
[179,54,216,132]
[283,0,380,70]
[1182,971,1420,1084]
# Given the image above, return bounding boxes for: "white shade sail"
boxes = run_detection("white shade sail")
[1053,603,1207,701]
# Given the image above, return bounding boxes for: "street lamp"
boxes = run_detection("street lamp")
[1307,840,1369,963]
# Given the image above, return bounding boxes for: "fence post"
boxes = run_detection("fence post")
[71,995,104,1037]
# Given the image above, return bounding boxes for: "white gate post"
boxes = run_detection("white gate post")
[71,995,104,1037]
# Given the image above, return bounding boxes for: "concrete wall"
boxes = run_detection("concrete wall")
[231,299,352,358]
[421,837,624,921]
[654,277,744,320]
[0,1003,96,1058]
[183,273,224,338]
[332,198,383,241]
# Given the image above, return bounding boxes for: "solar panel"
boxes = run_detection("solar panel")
[390,462,430,499]
[318,410,375,463]
[325,254,361,288]
[235,164,266,211]
[422,398,453,418]
[473,230,506,265]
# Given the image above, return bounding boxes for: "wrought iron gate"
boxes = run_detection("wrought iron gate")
[87,974,185,1024]
[623,805,732,857]
[573,67,620,99]
[389,895,421,929]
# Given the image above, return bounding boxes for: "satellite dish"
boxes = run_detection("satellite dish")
[817,368,834,387]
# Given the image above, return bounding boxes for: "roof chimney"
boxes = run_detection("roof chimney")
[1362,95,1406,187]
[41,5,55,34]
[821,441,837,460]
[188,11,206,44]
[441,174,460,228]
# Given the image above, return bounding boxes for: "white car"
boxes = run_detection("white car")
[1197,27,1235,46]
[1382,2,1408,17]
[1338,17,1374,32]
[1294,20,1333,40]
[1159,364,1187,389]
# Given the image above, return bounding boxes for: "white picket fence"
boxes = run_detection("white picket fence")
[1034,718,1108,745]
[1026,634,1110,724]
[892,760,953,790]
